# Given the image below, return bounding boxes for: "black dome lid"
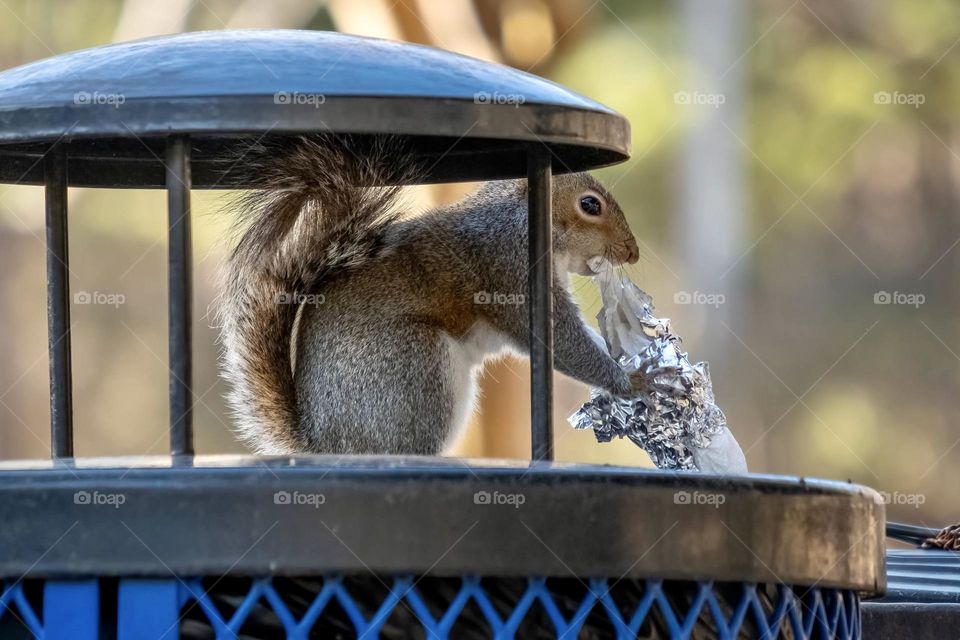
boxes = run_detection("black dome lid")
[0,30,631,187]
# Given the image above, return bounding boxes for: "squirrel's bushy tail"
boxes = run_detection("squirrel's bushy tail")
[218,135,413,453]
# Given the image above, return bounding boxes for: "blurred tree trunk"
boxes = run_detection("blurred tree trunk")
[678,0,746,365]
[477,360,532,458]
[112,0,194,41]
[328,0,404,41]
[0,232,47,459]
[0,234,15,456]
[920,123,960,316]
[225,0,320,29]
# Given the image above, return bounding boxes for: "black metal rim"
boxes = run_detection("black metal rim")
[0,96,630,186]
[0,456,885,593]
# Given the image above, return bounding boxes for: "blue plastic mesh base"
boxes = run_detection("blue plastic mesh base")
[1,575,860,639]
[0,581,43,639]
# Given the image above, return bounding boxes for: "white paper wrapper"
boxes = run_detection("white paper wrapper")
[569,259,747,474]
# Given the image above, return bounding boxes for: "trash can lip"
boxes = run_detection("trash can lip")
[0,453,886,495]
[0,455,885,593]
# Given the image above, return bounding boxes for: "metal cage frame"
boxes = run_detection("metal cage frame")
[0,29,640,465]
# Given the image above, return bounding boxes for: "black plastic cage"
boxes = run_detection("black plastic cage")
[0,30,884,639]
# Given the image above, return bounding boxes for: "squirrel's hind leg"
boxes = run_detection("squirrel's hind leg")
[295,315,463,455]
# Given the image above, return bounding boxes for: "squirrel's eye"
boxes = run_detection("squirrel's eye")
[579,195,602,216]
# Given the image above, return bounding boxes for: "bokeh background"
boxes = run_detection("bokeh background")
[0,0,957,530]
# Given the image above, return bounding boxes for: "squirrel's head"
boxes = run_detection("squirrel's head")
[551,173,639,276]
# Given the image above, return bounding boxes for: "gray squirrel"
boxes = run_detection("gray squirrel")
[218,135,654,455]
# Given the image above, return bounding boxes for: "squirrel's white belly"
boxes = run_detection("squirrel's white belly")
[441,321,514,451]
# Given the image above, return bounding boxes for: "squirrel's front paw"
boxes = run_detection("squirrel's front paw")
[628,369,655,397]
[628,366,681,398]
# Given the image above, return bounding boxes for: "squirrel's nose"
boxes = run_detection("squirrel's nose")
[625,238,639,264]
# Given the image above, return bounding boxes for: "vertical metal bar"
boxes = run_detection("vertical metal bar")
[527,147,554,461]
[45,145,73,459]
[166,135,194,456]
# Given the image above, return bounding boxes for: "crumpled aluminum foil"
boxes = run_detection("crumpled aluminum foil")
[569,259,747,473]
